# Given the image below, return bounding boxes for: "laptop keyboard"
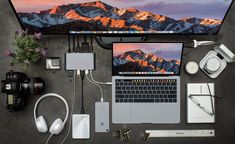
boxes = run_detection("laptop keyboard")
[115,79,177,103]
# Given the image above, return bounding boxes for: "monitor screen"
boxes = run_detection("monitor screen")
[112,43,183,75]
[9,0,233,35]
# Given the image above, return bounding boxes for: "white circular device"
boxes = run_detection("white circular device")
[185,61,199,75]
[205,57,221,73]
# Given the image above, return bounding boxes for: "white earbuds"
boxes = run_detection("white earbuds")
[204,57,221,73]
[34,93,69,135]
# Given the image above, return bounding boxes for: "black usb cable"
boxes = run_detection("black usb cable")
[80,70,85,114]
[68,34,71,53]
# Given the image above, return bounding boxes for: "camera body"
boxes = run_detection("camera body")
[1,71,45,112]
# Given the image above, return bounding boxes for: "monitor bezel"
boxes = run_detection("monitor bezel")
[8,0,234,35]
[112,42,184,76]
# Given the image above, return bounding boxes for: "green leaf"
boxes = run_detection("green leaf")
[10,30,44,66]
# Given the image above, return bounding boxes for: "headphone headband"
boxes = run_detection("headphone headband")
[33,93,69,126]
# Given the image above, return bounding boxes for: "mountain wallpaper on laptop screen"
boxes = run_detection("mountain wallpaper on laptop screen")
[113,43,182,75]
[11,0,232,34]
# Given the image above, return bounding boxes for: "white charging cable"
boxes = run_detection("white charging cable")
[59,71,78,144]
[85,70,104,102]
[90,70,112,85]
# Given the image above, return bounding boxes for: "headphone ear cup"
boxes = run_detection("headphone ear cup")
[36,116,48,133]
[49,118,64,135]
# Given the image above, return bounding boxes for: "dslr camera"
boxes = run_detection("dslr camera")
[1,71,45,112]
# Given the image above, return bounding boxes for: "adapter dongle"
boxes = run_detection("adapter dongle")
[65,53,95,70]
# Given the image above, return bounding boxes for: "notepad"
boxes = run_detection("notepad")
[187,83,215,123]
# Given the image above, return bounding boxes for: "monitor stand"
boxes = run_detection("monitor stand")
[95,35,148,50]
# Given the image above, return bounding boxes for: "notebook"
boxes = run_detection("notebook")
[187,83,215,123]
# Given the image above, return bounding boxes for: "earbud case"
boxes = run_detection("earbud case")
[199,51,226,78]
[199,44,235,79]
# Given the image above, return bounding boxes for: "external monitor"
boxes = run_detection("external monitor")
[9,0,233,35]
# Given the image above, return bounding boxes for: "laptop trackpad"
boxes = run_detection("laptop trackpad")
[132,104,160,123]
[113,104,132,123]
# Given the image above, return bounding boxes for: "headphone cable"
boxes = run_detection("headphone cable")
[45,133,54,144]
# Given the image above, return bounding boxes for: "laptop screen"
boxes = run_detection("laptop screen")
[112,43,183,76]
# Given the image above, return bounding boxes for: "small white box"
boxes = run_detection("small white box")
[72,114,90,139]
[46,57,61,70]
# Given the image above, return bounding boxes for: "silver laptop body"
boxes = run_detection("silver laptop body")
[112,42,183,124]
[112,76,180,124]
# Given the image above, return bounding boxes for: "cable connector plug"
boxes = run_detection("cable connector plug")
[76,70,80,78]
[85,70,89,75]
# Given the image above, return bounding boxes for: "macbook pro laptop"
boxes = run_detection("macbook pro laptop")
[112,42,183,124]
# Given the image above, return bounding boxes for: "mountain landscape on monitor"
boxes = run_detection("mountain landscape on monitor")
[113,49,181,74]
[17,1,222,34]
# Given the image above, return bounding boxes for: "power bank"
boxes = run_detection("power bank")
[72,114,90,139]
[95,102,109,132]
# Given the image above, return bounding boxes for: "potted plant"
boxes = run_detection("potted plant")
[5,29,46,71]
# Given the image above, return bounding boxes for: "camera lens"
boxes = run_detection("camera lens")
[33,77,45,95]
[21,77,45,95]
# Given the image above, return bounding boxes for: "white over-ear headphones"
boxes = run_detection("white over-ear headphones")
[34,93,69,135]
